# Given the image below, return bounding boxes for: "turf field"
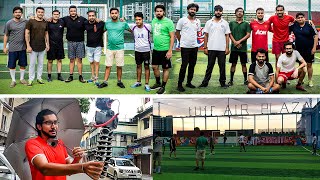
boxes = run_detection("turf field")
[153,145,320,180]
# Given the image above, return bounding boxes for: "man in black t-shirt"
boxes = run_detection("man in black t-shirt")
[84,10,105,85]
[47,10,65,82]
[169,134,177,159]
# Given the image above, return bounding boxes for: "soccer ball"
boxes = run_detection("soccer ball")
[232,145,234,147]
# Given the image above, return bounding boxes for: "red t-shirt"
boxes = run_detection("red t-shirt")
[25,136,69,180]
[250,20,271,52]
[269,15,295,42]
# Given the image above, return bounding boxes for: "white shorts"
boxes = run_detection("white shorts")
[105,49,124,67]
[87,46,102,63]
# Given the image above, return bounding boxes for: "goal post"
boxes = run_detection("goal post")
[20,3,108,54]
[211,130,239,146]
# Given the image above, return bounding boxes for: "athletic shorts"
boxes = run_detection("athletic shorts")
[170,147,176,152]
[135,51,150,65]
[229,51,248,64]
[152,50,172,69]
[297,50,314,64]
[106,49,124,67]
[272,41,285,55]
[251,51,269,63]
[153,152,162,162]
[278,70,295,83]
[7,50,28,69]
[87,46,102,63]
[67,41,85,59]
[47,45,65,60]
[196,150,206,160]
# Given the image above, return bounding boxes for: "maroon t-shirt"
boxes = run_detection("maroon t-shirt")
[26,19,48,52]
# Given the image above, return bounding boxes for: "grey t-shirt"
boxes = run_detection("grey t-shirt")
[153,137,163,153]
[3,19,27,52]
[249,62,274,85]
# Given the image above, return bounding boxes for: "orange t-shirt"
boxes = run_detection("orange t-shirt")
[269,15,295,42]
[25,136,69,180]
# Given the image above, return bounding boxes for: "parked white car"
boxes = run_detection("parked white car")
[106,158,142,180]
[0,152,20,180]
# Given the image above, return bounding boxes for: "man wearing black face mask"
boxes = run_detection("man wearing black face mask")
[247,48,280,94]
[276,42,307,91]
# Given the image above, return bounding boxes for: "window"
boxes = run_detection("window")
[143,118,149,129]
[1,115,7,131]
[120,135,126,142]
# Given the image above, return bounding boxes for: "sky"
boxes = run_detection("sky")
[153,98,319,133]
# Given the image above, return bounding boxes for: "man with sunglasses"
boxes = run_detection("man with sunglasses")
[25,109,103,180]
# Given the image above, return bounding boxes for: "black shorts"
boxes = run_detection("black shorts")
[135,51,150,65]
[229,51,248,64]
[152,50,172,69]
[170,147,176,152]
[251,51,269,63]
[298,50,314,63]
[47,45,65,60]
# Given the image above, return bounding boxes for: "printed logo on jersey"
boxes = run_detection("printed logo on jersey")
[255,29,267,35]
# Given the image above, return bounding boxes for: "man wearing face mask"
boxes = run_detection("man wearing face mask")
[25,109,104,180]
[247,48,280,94]
[276,42,307,91]
[176,3,201,92]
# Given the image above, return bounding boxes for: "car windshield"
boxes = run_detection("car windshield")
[116,160,134,166]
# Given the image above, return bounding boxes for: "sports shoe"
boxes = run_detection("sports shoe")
[244,80,248,85]
[150,83,161,90]
[27,80,33,87]
[228,81,234,86]
[145,85,151,92]
[256,88,264,94]
[194,167,199,171]
[186,83,196,88]
[87,79,94,83]
[79,76,86,83]
[308,80,314,87]
[221,84,229,89]
[98,82,108,88]
[58,76,64,81]
[156,87,166,94]
[20,79,28,85]
[281,83,287,89]
[65,76,73,83]
[296,85,307,91]
[199,83,208,88]
[117,81,125,88]
[177,86,185,92]
[131,82,142,88]
[47,77,52,82]
[37,79,45,84]
[10,81,16,88]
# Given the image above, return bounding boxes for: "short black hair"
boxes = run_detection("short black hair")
[155,4,165,12]
[35,109,57,136]
[187,3,199,12]
[256,48,267,55]
[110,7,119,13]
[276,4,285,11]
[69,5,77,10]
[214,5,223,11]
[283,41,295,49]
[52,10,60,14]
[256,7,264,13]
[313,133,316,136]
[13,6,23,14]
[296,12,305,18]
[200,131,204,136]
[87,10,96,15]
[134,12,143,19]
[235,7,244,14]
[36,7,44,12]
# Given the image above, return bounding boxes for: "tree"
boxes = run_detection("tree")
[78,98,91,114]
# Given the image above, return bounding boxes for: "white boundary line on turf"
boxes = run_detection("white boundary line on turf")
[316,56,320,60]
[129,54,135,58]
[176,58,181,62]
[301,146,320,156]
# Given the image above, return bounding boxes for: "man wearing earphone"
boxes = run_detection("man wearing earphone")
[25,109,104,180]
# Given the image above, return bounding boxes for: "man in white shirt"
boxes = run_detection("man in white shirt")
[239,133,246,152]
[176,3,201,92]
[312,133,317,155]
[276,42,307,91]
[130,12,152,92]
[199,5,230,88]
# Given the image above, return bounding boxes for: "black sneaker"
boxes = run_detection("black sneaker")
[47,77,52,82]
[281,83,286,89]
[117,82,125,88]
[58,76,64,81]
[199,83,208,88]
[186,83,196,88]
[156,87,166,94]
[150,83,161,90]
[65,76,73,83]
[79,76,86,83]
[228,81,234,86]
[98,82,108,88]
[194,167,199,171]
[244,80,248,85]
[221,84,229,89]
[177,86,185,92]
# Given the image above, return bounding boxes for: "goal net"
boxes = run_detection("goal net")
[20,3,108,54]
[211,130,238,146]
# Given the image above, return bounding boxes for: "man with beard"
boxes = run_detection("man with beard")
[199,5,230,88]
[62,5,87,83]
[248,48,280,94]
[250,8,272,63]
[98,8,131,89]
[228,7,251,86]
[25,7,49,86]
[84,10,105,85]
[47,10,65,82]
[25,109,104,180]
[3,7,28,88]
[289,12,318,87]
[276,42,307,91]
[176,3,201,92]
[151,4,175,94]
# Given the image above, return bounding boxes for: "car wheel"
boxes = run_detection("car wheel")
[114,172,118,180]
